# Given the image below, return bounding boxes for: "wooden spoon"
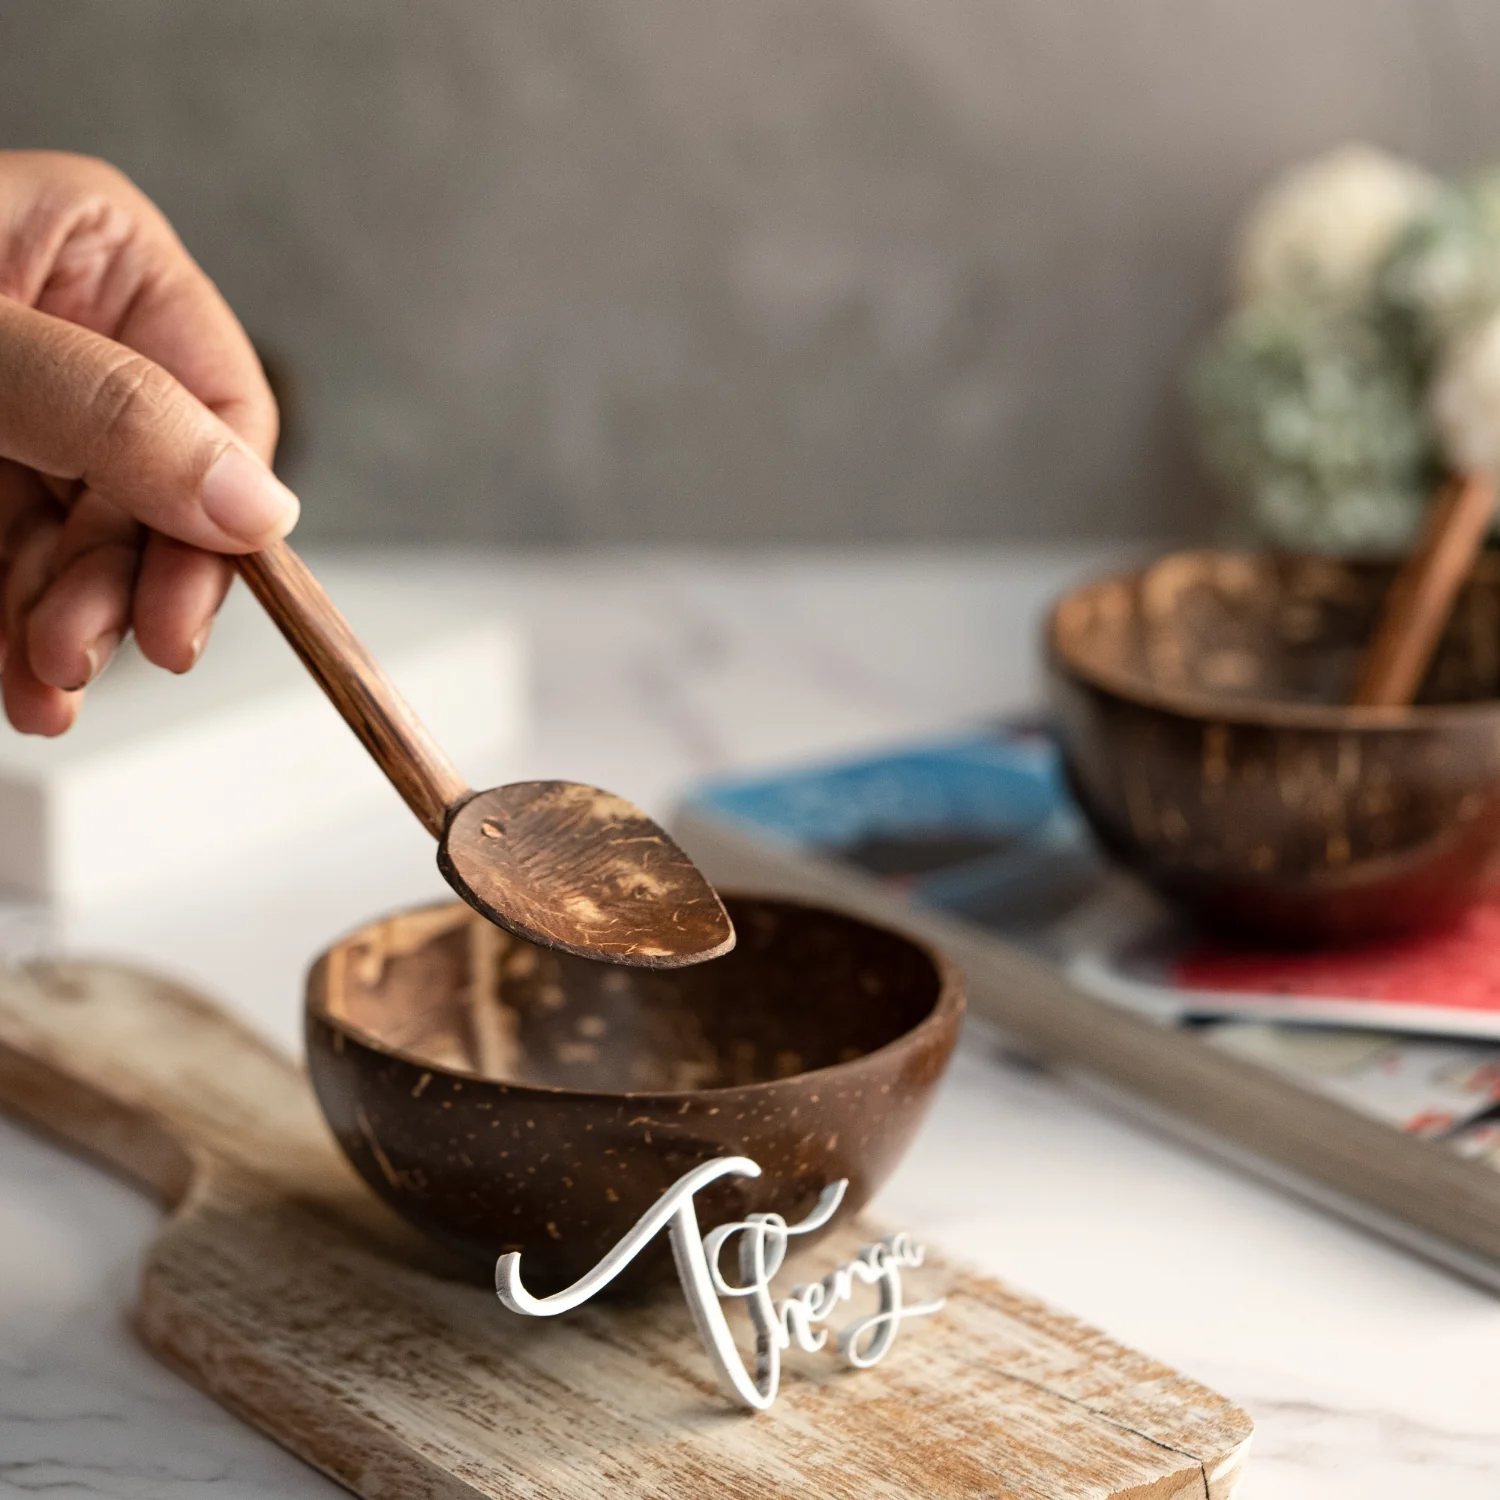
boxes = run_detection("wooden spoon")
[1353,473,1497,708]
[236,542,734,968]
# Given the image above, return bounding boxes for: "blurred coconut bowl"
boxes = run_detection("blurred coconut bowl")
[1046,549,1500,944]
[306,893,962,1296]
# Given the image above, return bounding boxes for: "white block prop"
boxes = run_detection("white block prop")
[0,565,528,903]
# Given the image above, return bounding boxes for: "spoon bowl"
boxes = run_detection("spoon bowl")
[441,782,735,966]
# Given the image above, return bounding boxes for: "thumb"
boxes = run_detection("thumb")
[0,297,299,552]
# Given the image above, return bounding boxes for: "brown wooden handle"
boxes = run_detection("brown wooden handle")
[0,960,317,1205]
[236,542,471,837]
[1353,474,1498,708]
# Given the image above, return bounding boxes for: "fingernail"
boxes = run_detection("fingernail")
[169,626,212,676]
[201,448,300,544]
[83,630,122,686]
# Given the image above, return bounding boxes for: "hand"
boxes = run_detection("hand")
[0,151,300,735]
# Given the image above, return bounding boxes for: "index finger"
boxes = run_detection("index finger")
[0,297,298,551]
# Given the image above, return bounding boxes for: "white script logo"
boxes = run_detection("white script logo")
[495,1156,945,1411]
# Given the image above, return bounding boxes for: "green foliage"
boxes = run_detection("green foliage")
[1192,293,1436,553]
[1378,172,1500,359]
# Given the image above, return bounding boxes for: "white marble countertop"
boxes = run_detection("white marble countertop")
[3,546,1498,1498]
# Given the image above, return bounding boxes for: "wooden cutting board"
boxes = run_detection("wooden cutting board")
[0,959,1253,1498]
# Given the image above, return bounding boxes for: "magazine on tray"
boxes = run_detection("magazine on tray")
[683,725,1500,1161]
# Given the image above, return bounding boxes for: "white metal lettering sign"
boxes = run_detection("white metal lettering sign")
[495,1156,945,1411]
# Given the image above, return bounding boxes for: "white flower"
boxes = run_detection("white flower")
[1431,312,1500,475]
[1234,145,1439,303]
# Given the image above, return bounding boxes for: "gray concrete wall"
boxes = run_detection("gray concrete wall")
[3,2,1500,545]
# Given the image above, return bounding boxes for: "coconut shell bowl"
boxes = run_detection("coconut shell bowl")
[306,893,963,1295]
[1047,550,1500,944]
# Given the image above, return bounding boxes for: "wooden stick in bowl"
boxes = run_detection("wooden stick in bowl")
[1353,474,1497,708]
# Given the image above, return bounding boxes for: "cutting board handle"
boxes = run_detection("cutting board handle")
[0,960,313,1205]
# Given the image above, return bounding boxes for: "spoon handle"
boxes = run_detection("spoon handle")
[1354,473,1497,708]
[237,541,471,837]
